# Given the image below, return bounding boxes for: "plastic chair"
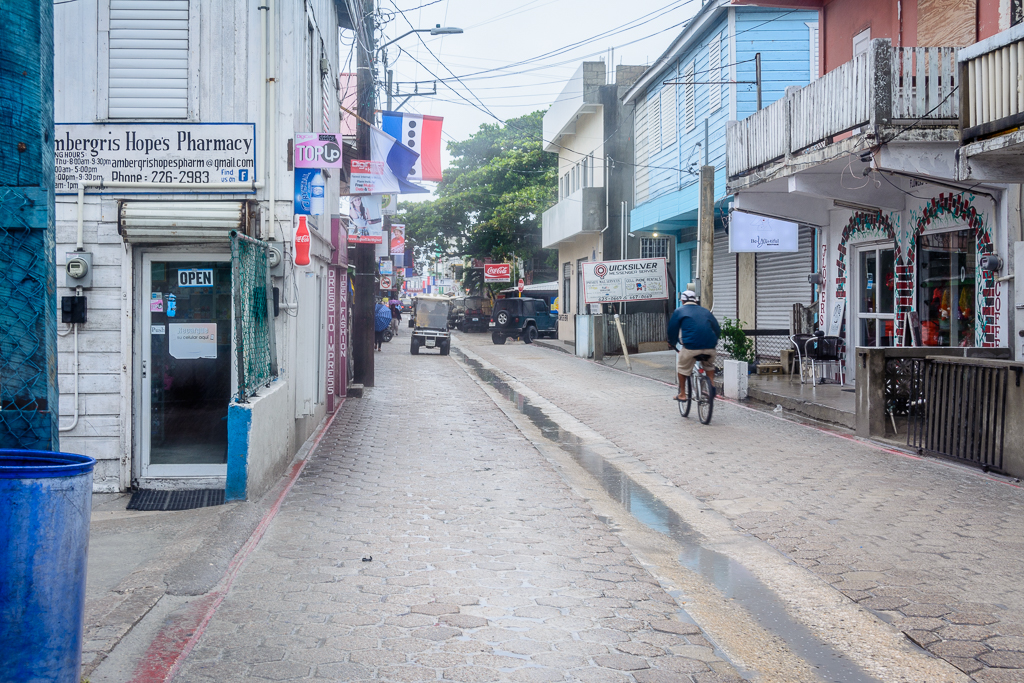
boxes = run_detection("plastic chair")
[804,334,846,386]
[790,334,814,383]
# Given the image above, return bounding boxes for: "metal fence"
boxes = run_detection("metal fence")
[230,231,277,402]
[908,358,1011,471]
[0,187,57,450]
[604,313,667,354]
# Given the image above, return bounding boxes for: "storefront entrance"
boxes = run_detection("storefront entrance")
[141,254,233,478]
[854,244,896,347]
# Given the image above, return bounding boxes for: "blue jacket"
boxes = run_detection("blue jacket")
[667,304,721,350]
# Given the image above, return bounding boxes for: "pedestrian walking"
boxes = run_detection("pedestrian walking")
[374,299,392,351]
[667,290,721,401]
[389,300,402,335]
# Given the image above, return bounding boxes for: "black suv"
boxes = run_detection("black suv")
[489,297,558,345]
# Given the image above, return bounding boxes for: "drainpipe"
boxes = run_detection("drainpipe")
[268,0,278,241]
[58,324,79,433]
[259,2,268,238]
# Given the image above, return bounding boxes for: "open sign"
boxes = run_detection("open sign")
[178,269,214,287]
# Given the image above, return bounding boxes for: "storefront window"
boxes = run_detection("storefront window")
[917,229,975,347]
[857,247,895,346]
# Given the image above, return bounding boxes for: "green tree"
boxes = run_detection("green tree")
[397,110,557,269]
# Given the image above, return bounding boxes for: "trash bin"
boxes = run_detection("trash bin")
[0,451,95,683]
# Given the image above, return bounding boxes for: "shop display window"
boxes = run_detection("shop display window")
[917,229,975,347]
[857,247,895,346]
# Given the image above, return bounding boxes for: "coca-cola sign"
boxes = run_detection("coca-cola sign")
[484,263,511,283]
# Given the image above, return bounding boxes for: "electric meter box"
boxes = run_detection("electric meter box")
[64,252,93,288]
[268,244,285,277]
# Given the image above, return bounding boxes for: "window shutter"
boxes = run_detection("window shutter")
[108,0,189,119]
[684,62,696,132]
[635,97,650,203]
[649,94,661,153]
[807,23,820,80]
[660,85,676,149]
[709,35,722,112]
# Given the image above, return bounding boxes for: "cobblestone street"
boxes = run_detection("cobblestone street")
[99,333,1024,683]
[169,337,745,683]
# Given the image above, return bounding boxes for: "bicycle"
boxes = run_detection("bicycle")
[677,353,714,424]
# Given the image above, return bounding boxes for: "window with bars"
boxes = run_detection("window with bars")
[562,263,572,314]
[108,0,189,118]
[641,237,669,259]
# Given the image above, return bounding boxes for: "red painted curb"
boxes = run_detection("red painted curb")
[128,404,343,683]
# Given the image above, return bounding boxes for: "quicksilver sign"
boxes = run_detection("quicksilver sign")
[582,258,668,304]
[54,123,256,194]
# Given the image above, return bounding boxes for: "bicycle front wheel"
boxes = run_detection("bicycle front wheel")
[696,374,714,424]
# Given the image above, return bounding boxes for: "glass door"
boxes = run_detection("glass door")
[142,254,233,478]
[917,229,975,347]
[856,245,896,346]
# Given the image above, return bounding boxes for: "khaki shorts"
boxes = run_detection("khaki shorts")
[676,347,717,375]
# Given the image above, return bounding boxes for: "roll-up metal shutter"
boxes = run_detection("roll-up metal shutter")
[712,230,737,322]
[118,201,252,242]
[109,0,189,119]
[755,226,814,329]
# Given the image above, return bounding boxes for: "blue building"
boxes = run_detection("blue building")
[622,0,818,327]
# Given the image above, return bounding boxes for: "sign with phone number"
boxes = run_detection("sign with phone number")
[54,122,256,194]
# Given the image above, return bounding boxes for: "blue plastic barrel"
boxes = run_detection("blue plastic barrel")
[0,451,95,683]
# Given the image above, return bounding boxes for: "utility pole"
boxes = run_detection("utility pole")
[697,166,714,312]
[352,0,376,388]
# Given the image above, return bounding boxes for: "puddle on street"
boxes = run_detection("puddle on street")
[458,351,878,683]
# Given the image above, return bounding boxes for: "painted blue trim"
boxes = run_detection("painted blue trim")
[225,403,252,501]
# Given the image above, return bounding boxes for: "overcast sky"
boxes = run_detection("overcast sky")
[344,0,703,200]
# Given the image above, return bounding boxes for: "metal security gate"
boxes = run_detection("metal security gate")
[755,226,813,329]
[908,358,1011,471]
[712,231,737,321]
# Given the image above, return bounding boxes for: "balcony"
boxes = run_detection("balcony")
[727,39,959,186]
[956,25,1024,181]
[541,186,606,248]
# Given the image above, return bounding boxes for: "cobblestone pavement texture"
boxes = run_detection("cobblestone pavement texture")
[174,338,743,683]
[456,333,1024,683]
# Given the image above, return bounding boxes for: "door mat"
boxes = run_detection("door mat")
[126,488,226,512]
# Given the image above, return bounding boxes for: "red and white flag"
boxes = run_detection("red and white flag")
[381,111,443,181]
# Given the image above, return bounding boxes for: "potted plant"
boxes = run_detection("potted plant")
[720,318,755,370]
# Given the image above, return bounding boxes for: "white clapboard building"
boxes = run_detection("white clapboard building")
[54,0,350,498]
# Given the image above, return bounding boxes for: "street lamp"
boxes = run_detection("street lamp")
[378,24,463,52]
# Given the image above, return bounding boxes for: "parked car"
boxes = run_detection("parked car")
[400,297,413,313]
[489,297,558,345]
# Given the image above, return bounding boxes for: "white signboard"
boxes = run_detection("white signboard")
[55,123,256,194]
[168,323,218,360]
[729,211,799,252]
[582,258,669,304]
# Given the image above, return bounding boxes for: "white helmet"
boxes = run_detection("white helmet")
[680,290,699,304]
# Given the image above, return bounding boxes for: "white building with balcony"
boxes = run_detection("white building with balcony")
[541,61,645,343]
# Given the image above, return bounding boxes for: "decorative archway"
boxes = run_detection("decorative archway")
[835,211,898,302]
[904,192,995,348]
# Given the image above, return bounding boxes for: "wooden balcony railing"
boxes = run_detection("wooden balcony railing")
[727,39,958,179]
[959,25,1024,141]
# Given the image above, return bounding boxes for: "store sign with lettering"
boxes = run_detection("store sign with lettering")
[54,123,255,194]
[729,211,799,252]
[177,269,214,287]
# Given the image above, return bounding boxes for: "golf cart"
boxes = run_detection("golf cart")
[410,295,452,355]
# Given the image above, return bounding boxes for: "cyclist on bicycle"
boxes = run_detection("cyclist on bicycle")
[667,290,721,401]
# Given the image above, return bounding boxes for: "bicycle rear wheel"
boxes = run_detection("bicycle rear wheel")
[696,374,714,424]
[677,376,692,417]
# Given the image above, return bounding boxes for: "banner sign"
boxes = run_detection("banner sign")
[582,258,669,304]
[390,223,405,254]
[350,160,389,194]
[54,122,255,194]
[729,211,800,252]
[294,132,344,168]
[344,195,383,244]
[379,258,393,275]
[381,192,398,215]
[484,263,511,283]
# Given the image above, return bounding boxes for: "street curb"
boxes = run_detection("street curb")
[127,404,344,683]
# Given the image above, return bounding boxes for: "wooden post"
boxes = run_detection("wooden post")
[698,166,715,312]
[755,53,762,111]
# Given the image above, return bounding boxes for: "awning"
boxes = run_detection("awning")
[118,201,255,243]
